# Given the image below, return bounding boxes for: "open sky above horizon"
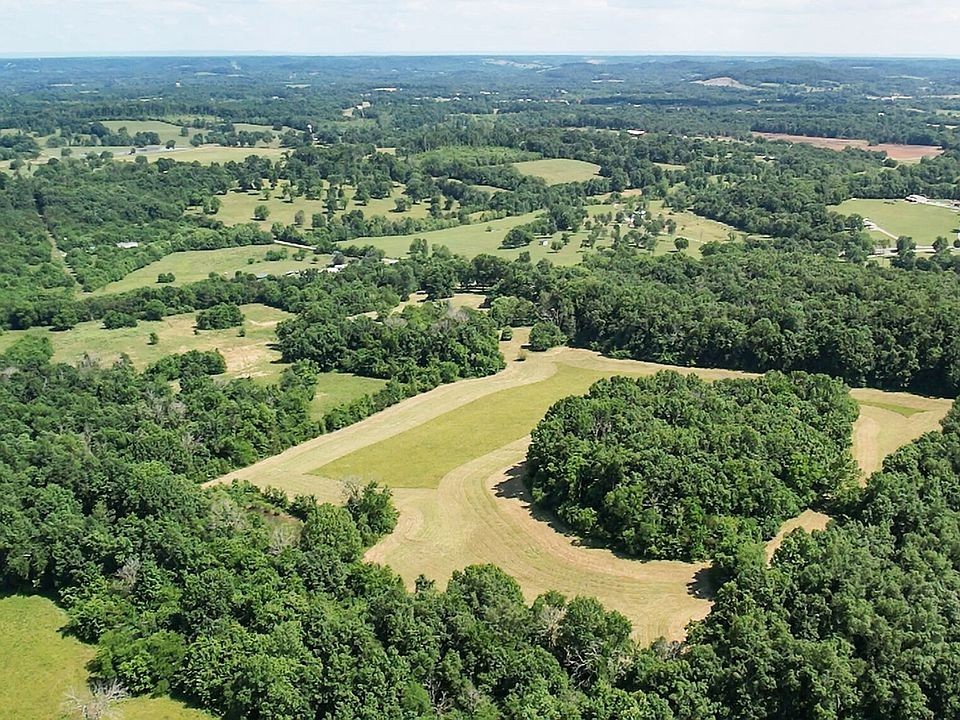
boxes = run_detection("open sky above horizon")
[0,0,957,58]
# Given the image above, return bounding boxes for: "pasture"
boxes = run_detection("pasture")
[213,186,432,229]
[0,303,291,383]
[831,198,959,245]
[0,595,209,720]
[217,344,951,642]
[92,246,330,296]
[348,200,735,263]
[512,158,602,184]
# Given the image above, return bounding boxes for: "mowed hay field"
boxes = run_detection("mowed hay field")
[0,595,210,720]
[753,132,944,162]
[830,198,959,245]
[92,246,330,296]
[512,158,602,184]
[218,344,952,642]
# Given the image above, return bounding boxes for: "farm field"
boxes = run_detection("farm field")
[214,186,432,229]
[0,303,292,383]
[92,246,329,296]
[512,158,602,184]
[99,119,202,144]
[0,595,210,720]
[217,345,951,642]
[348,200,731,263]
[831,198,959,246]
[753,132,944,162]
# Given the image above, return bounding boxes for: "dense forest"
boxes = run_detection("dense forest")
[526,371,859,560]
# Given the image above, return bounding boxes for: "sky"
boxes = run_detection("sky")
[0,0,958,57]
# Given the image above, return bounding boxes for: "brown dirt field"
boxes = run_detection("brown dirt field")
[753,132,943,162]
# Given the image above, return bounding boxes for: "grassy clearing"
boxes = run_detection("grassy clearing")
[220,348,948,643]
[646,200,740,256]
[849,388,952,479]
[311,373,388,417]
[0,304,292,383]
[0,595,209,720]
[348,200,733,263]
[92,246,330,296]
[313,362,626,488]
[830,199,959,245]
[100,120,201,144]
[512,158,602,184]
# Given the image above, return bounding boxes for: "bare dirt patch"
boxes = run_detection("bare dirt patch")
[753,132,943,162]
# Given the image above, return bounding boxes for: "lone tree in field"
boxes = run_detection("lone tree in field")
[253,204,271,221]
[674,237,690,252]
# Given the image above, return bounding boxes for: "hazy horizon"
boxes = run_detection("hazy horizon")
[1,0,957,58]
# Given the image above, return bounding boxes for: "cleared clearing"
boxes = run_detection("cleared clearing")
[0,595,210,720]
[512,158,602,184]
[830,198,959,246]
[92,246,330,296]
[850,388,952,479]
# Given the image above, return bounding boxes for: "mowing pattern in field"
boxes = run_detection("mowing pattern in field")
[217,345,952,642]
[831,198,959,246]
[512,158,602,184]
[0,595,210,720]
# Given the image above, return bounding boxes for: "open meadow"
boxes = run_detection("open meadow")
[347,200,735,263]
[0,595,210,720]
[92,246,330,296]
[512,158,603,184]
[216,341,951,643]
[831,198,959,245]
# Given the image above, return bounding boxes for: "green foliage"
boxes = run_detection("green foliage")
[102,310,138,329]
[528,321,566,352]
[527,371,859,560]
[195,303,244,330]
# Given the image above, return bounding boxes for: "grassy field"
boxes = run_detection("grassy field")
[313,362,623,488]
[0,303,292,383]
[512,158,602,184]
[214,186,432,229]
[0,595,209,720]
[92,246,329,296]
[311,372,388,416]
[830,199,959,246]
[100,120,202,145]
[216,345,951,642]
[347,200,735,263]
[646,200,740,255]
